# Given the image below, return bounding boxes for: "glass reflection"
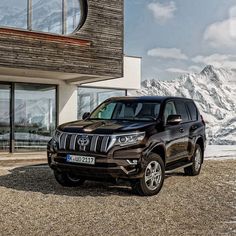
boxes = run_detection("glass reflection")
[32,0,63,34]
[78,87,126,119]
[0,0,27,29]
[0,85,10,152]
[0,0,83,35]
[14,84,56,151]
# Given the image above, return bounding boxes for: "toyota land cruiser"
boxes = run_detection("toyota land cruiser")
[48,96,206,196]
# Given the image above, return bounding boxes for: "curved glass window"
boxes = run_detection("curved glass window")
[0,0,87,35]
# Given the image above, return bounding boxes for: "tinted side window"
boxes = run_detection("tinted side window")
[164,101,177,124]
[175,101,190,123]
[186,102,198,121]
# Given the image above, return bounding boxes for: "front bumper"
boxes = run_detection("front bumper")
[48,149,145,179]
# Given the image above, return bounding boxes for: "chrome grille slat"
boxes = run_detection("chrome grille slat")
[73,134,78,150]
[63,134,68,150]
[59,133,67,150]
[90,135,99,152]
[101,136,110,153]
[69,134,77,150]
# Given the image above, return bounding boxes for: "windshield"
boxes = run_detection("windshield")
[89,101,161,121]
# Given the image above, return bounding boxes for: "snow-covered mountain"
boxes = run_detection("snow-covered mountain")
[134,65,236,145]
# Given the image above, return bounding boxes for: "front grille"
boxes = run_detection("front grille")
[57,132,112,154]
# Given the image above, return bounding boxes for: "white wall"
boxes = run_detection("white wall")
[58,84,78,125]
[81,56,142,91]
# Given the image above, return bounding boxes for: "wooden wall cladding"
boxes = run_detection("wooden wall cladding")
[0,0,124,78]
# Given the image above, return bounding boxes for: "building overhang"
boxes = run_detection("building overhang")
[0,66,112,85]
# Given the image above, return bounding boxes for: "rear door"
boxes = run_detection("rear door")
[173,100,192,159]
[185,101,200,157]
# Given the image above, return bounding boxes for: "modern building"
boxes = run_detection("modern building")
[0,0,141,153]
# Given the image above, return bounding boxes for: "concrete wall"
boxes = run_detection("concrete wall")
[58,84,78,125]
[81,56,141,91]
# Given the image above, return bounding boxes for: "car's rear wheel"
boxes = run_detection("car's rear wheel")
[54,170,85,187]
[131,153,165,196]
[184,144,203,176]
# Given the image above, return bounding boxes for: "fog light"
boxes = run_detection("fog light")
[127,160,138,165]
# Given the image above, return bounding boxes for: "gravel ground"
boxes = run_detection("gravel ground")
[0,160,235,236]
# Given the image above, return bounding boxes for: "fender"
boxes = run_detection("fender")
[143,141,167,162]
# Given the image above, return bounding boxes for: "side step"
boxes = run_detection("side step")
[165,161,193,173]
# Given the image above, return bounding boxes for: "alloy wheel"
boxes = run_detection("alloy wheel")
[145,161,163,191]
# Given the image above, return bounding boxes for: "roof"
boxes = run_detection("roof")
[108,96,193,103]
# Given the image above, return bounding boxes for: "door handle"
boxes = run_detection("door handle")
[179,128,184,133]
[191,125,198,131]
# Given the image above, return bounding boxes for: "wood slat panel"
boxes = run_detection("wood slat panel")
[0,0,124,78]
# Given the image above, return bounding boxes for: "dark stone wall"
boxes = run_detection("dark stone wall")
[0,0,124,78]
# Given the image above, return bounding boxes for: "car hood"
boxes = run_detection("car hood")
[58,119,156,134]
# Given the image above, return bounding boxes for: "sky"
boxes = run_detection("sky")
[125,0,236,80]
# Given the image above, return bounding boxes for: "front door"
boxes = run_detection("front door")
[0,84,10,152]
[163,101,188,163]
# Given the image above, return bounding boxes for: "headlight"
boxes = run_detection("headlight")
[48,138,58,152]
[52,129,61,142]
[113,132,146,147]
[48,129,61,152]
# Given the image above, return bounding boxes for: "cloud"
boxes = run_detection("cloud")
[204,6,236,48]
[147,47,188,60]
[166,65,202,74]
[188,65,202,73]
[192,54,236,70]
[166,68,189,74]
[147,1,177,23]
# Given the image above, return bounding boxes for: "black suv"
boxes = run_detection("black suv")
[48,96,206,196]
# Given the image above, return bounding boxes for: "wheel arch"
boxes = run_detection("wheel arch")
[196,136,205,162]
[148,144,166,166]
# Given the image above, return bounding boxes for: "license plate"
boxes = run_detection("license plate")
[66,155,95,165]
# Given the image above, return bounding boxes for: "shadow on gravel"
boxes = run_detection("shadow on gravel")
[0,165,184,197]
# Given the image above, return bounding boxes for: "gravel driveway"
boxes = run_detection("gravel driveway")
[0,160,235,236]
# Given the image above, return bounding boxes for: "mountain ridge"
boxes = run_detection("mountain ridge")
[134,65,236,145]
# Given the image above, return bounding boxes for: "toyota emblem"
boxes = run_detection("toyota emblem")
[78,136,90,151]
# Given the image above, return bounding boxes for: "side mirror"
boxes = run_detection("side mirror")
[167,115,182,125]
[82,112,91,120]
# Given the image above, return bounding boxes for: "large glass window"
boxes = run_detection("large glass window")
[0,0,86,35]
[78,87,126,119]
[0,0,27,29]
[32,0,63,34]
[14,84,56,151]
[0,84,10,152]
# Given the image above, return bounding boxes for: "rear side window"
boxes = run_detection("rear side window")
[186,101,198,121]
[175,100,190,123]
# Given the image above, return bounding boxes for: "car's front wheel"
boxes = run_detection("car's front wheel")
[131,153,165,196]
[184,144,203,176]
[54,170,85,187]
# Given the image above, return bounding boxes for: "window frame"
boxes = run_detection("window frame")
[0,0,88,35]
[0,81,58,153]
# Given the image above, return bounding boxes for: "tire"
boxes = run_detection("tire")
[184,144,203,176]
[131,153,165,196]
[54,170,85,187]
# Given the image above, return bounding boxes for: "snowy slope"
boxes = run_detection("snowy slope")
[134,65,236,145]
